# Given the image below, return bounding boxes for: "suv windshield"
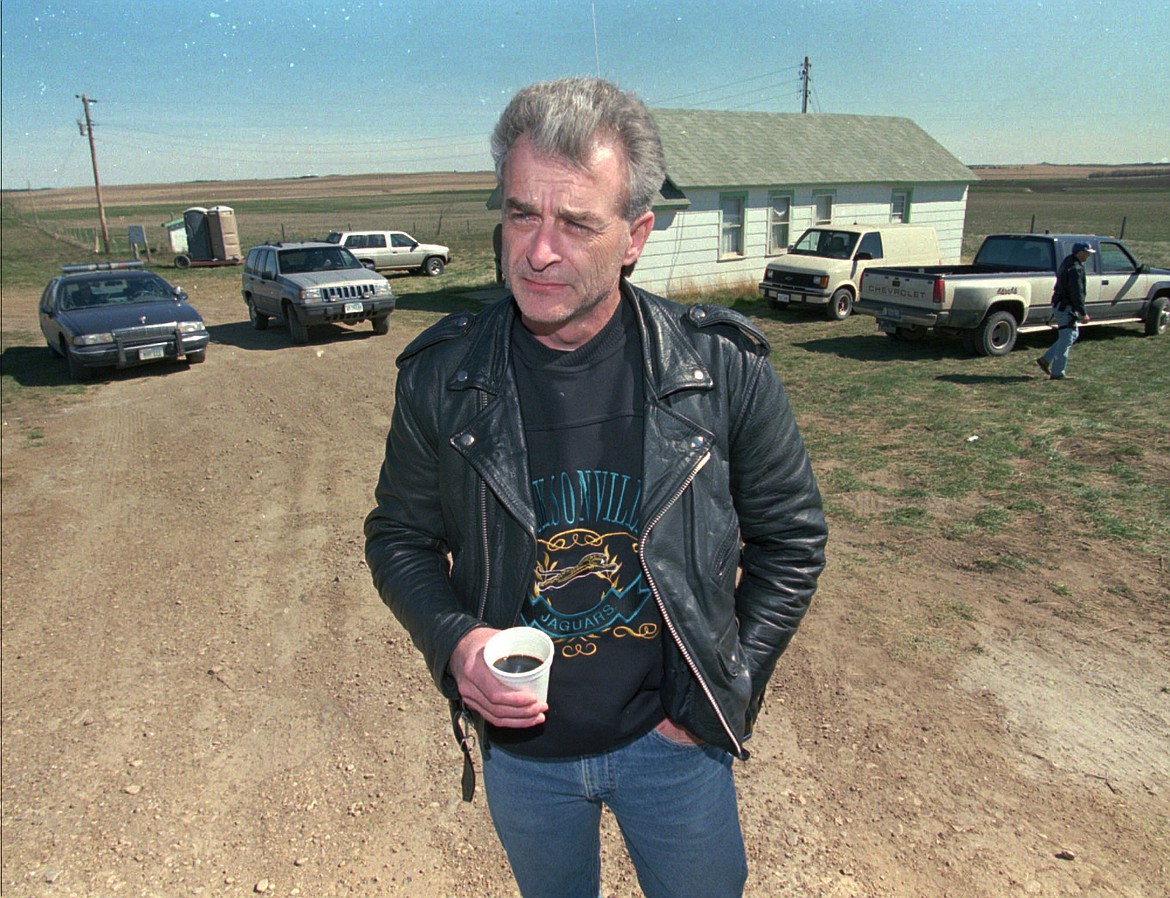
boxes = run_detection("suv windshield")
[278,246,362,274]
[790,229,859,259]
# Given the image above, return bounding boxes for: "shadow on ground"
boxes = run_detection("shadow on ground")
[0,344,200,387]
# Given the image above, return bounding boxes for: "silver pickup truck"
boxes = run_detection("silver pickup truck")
[855,233,1170,355]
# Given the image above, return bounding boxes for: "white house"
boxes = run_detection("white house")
[632,108,977,297]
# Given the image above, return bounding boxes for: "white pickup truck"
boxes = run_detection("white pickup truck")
[855,233,1170,355]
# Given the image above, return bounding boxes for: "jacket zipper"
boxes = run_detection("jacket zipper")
[475,389,491,621]
[638,451,744,757]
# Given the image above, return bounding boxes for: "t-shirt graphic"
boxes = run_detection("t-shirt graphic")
[524,471,657,651]
[497,297,665,757]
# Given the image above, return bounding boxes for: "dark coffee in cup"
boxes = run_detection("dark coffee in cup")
[493,654,543,674]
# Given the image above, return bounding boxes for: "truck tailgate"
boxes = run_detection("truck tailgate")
[859,268,939,312]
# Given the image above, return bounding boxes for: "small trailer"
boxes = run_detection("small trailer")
[170,205,244,269]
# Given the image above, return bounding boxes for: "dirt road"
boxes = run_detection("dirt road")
[2,275,1167,897]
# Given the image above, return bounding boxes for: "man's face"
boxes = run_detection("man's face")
[501,136,653,350]
[1076,249,1092,262]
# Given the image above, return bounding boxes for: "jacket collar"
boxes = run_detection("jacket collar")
[446,281,712,401]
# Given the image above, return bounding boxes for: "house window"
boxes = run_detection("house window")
[813,192,834,225]
[767,193,792,254]
[719,194,745,258]
[891,190,911,223]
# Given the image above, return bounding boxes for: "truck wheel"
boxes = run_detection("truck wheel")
[371,314,391,335]
[285,304,309,344]
[826,287,854,320]
[1145,297,1169,336]
[423,256,446,277]
[974,311,1018,356]
[247,298,269,330]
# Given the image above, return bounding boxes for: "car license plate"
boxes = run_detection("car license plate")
[769,291,790,304]
[344,301,364,314]
[139,346,164,360]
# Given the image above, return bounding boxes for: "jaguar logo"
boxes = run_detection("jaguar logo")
[535,550,620,592]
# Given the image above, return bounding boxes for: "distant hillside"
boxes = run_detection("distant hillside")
[3,171,498,213]
[970,163,1170,181]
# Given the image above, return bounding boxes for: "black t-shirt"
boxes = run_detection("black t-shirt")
[490,297,665,757]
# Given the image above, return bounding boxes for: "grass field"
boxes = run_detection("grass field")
[3,168,1169,564]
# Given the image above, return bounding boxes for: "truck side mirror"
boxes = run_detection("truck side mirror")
[855,252,873,261]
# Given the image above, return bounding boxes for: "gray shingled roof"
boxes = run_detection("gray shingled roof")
[651,108,976,189]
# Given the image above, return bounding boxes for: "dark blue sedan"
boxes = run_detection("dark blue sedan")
[38,262,210,380]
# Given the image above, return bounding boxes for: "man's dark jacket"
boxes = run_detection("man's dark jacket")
[364,284,828,758]
[1053,252,1089,318]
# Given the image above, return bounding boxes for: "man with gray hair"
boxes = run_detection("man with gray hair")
[366,76,827,897]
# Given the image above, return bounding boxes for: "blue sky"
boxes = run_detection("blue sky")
[2,0,1168,189]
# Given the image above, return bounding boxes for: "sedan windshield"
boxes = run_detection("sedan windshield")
[59,275,176,310]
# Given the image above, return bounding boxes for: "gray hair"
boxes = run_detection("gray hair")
[491,77,666,221]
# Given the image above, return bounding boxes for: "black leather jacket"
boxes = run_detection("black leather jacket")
[364,284,827,758]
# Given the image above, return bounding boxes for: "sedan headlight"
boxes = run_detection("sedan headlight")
[73,332,114,346]
[177,321,206,333]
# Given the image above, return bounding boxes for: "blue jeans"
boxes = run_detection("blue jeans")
[1041,307,1080,376]
[481,727,747,898]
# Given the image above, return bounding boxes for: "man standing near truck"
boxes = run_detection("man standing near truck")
[1038,241,1094,380]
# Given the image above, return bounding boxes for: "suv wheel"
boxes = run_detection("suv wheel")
[285,304,309,344]
[247,298,269,330]
[371,314,391,335]
[423,257,446,277]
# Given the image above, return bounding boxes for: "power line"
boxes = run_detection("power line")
[651,67,802,106]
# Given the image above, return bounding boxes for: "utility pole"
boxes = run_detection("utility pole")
[77,94,111,254]
[801,56,811,113]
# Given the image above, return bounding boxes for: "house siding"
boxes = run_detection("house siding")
[631,184,969,297]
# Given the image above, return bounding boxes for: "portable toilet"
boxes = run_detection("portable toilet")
[207,205,242,260]
[163,218,188,254]
[182,207,213,262]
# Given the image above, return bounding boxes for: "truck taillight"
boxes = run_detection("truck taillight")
[933,277,945,304]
